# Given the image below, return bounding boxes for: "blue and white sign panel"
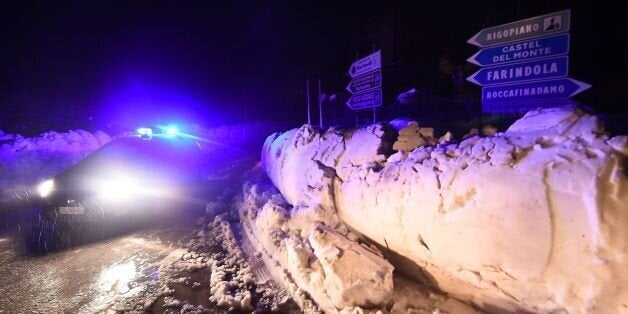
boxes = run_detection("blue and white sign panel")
[482,78,590,105]
[346,89,382,110]
[348,50,381,78]
[467,33,569,67]
[347,51,383,110]
[347,69,382,94]
[467,56,568,86]
[467,10,571,47]
[467,9,591,112]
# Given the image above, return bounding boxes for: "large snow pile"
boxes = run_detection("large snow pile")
[0,129,111,190]
[260,106,628,313]
[236,172,478,313]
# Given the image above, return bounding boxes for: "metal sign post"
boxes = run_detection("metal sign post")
[318,79,323,128]
[306,80,311,125]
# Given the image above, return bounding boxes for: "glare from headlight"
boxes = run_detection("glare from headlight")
[99,176,139,201]
[37,179,54,197]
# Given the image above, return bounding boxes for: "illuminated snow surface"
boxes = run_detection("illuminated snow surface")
[0,129,111,190]
[257,106,628,313]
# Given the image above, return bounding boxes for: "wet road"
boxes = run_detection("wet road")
[0,214,194,313]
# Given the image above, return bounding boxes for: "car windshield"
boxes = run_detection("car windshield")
[57,136,204,184]
[90,136,201,165]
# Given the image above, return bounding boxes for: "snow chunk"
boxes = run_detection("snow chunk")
[608,135,628,155]
[396,88,418,104]
[263,126,344,211]
[308,224,394,308]
[506,105,604,142]
[393,122,425,152]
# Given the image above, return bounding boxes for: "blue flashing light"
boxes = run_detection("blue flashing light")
[137,127,153,139]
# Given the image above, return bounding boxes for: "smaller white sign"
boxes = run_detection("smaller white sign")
[348,50,381,78]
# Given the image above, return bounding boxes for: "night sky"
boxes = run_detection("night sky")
[1,1,626,135]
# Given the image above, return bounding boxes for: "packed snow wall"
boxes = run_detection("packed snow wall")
[0,129,111,190]
[262,106,628,313]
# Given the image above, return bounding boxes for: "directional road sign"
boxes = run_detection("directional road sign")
[467,56,568,86]
[468,10,570,47]
[348,50,381,78]
[482,78,590,105]
[346,88,382,110]
[467,33,569,67]
[347,69,382,94]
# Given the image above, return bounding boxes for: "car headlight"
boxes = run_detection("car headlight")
[99,176,139,201]
[37,179,54,197]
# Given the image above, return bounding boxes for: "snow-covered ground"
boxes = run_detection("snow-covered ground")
[109,193,299,313]
[255,106,628,313]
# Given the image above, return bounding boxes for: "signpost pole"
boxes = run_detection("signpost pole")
[372,46,377,125]
[318,79,323,128]
[306,80,311,125]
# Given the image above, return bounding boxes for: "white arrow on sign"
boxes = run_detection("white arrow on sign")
[566,78,592,97]
[348,50,381,78]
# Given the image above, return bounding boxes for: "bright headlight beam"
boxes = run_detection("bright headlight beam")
[99,176,139,201]
[37,179,54,197]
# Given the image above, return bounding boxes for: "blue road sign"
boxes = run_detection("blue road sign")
[467,33,569,67]
[347,69,382,94]
[348,50,382,78]
[346,88,382,110]
[467,56,568,86]
[482,78,590,105]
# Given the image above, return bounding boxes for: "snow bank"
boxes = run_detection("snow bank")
[236,174,477,313]
[261,106,628,313]
[0,129,110,190]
